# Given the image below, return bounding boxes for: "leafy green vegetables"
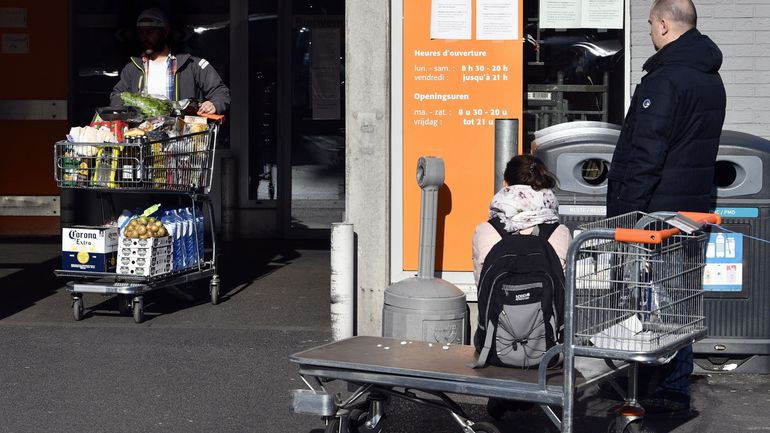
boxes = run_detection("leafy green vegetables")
[120,92,173,117]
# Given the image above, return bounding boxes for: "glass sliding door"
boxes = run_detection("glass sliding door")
[248,0,278,201]
[288,0,345,231]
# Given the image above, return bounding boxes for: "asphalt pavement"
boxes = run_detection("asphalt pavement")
[0,237,769,433]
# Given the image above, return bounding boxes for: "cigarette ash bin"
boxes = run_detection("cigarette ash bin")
[382,157,467,344]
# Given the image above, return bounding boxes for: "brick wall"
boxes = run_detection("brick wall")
[630,0,770,140]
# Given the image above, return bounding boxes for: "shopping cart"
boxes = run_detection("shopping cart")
[569,211,717,432]
[53,115,223,323]
[289,211,719,433]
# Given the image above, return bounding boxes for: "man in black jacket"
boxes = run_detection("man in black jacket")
[109,8,230,115]
[606,0,726,414]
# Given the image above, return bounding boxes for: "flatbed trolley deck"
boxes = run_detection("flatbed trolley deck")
[291,211,720,433]
[53,115,223,323]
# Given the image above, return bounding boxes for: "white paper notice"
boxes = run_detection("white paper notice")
[582,0,623,29]
[539,0,580,29]
[540,0,623,29]
[476,0,519,40]
[430,0,472,40]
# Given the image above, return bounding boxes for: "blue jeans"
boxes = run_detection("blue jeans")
[654,345,693,400]
[636,345,692,402]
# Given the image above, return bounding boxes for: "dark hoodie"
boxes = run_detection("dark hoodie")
[607,28,726,216]
[109,53,230,114]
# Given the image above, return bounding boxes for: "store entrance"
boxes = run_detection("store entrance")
[249,0,346,236]
[287,8,345,232]
[69,0,345,238]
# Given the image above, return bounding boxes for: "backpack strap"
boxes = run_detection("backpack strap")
[469,319,496,369]
[536,223,559,240]
[487,217,508,238]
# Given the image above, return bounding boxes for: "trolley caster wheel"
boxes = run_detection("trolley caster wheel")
[324,417,340,433]
[210,277,220,305]
[117,295,131,316]
[348,408,384,433]
[72,297,84,321]
[132,297,144,324]
[324,413,353,433]
[470,421,501,433]
[608,419,644,433]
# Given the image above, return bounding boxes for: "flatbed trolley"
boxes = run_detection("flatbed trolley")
[53,115,223,323]
[290,211,720,433]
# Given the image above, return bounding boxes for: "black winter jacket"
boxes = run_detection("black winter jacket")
[606,29,726,217]
[109,53,230,114]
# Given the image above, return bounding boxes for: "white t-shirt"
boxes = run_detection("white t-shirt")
[146,58,168,99]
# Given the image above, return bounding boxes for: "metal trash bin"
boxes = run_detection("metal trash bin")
[532,121,620,230]
[535,125,770,373]
[694,130,770,374]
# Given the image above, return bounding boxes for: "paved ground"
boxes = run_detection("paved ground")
[1,238,769,433]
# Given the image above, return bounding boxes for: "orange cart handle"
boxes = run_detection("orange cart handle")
[615,227,681,244]
[678,211,722,226]
[614,211,721,244]
[200,113,225,124]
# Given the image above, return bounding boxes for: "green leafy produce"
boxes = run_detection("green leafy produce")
[120,92,173,117]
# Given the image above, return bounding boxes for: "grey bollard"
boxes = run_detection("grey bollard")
[494,119,519,193]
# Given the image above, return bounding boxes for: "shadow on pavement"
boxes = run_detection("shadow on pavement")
[0,254,62,321]
[0,236,330,322]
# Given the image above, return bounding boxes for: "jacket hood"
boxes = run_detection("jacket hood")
[643,28,722,74]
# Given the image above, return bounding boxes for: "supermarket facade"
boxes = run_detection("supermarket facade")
[1,1,769,336]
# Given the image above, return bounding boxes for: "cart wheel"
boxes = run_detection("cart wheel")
[348,408,384,433]
[133,297,144,324]
[324,417,340,433]
[210,277,220,305]
[72,297,84,321]
[471,421,501,433]
[117,295,131,315]
[607,419,644,433]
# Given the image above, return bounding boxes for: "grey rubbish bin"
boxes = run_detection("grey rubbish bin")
[535,125,770,373]
[532,121,620,230]
[694,131,770,374]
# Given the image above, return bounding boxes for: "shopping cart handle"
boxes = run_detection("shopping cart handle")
[677,211,722,227]
[200,113,225,124]
[615,227,681,244]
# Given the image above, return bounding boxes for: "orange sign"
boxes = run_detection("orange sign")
[402,0,524,271]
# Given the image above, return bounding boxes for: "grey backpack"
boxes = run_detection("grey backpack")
[471,219,565,369]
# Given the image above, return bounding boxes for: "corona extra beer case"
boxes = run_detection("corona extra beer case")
[61,226,119,272]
